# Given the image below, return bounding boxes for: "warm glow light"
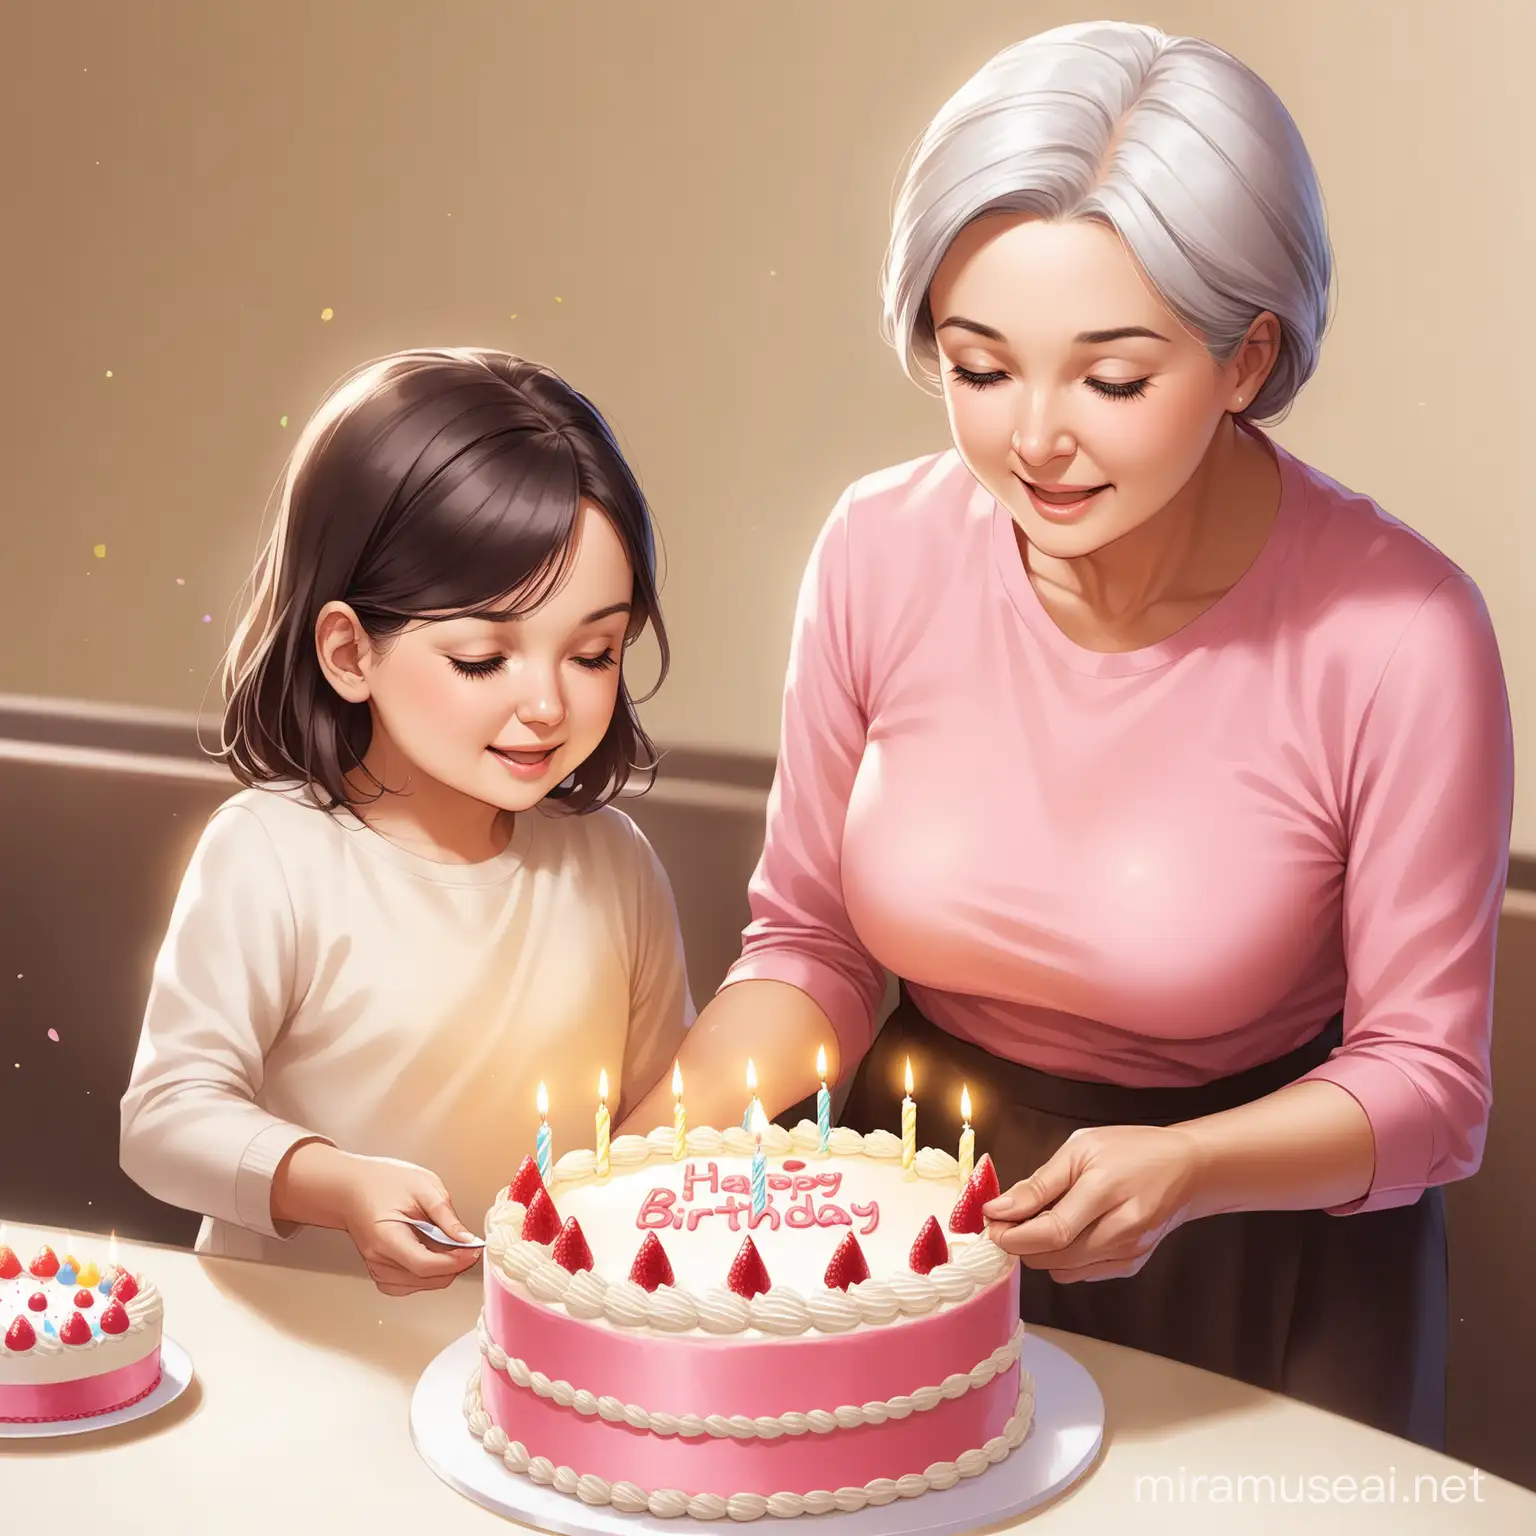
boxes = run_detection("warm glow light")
[598,1068,609,1104]
[816,1044,827,1081]
[751,1100,769,1137]
[904,1057,914,1096]
[960,1085,972,1123]
[745,1058,758,1094]
[536,1081,549,1118]
[672,1060,683,1097]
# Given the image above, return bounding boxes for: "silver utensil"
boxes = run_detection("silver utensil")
[401,1218,485,1250]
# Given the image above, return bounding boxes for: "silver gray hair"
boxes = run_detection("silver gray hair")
[879,21,1333,420]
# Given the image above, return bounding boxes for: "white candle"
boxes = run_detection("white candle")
[958,1084,974,1186]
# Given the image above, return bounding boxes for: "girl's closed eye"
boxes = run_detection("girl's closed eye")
[448,650,617,679]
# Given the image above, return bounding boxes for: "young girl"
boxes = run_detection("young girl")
[120,348,694,1294]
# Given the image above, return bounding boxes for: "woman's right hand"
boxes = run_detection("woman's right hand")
[272,1142,483,1296]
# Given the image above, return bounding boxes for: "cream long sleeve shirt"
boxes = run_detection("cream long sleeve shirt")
[119,784,694,1273]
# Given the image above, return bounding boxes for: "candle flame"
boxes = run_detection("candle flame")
[745,1057,758,1093]
[751,1100,769,1137]
[536,1081,549,1117]
[816,1044,827,1080]
[904,1057,914,1096]
[960,1084,971,1123]
[672,1059,683,1097]
[598,1068,609,1104]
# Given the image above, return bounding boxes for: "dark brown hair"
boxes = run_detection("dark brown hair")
[215,348,669,814]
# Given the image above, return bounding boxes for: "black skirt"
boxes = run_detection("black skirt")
[783,987,1448,1450]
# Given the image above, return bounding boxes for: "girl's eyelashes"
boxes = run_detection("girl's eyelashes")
[573,650,618,672]
[947,363,1151,400]
[448,650,618,679]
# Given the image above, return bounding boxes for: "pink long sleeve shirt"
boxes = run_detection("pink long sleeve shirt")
[722,433,1515,1215]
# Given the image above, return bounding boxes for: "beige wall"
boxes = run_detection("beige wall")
[2,0,1531,849]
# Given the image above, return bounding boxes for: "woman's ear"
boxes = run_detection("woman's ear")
[315,601,373,703]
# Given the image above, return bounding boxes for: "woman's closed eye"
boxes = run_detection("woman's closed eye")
[948,363,1150,400]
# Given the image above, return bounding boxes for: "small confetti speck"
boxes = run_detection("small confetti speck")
[175,577,185,585]
[93,543,106,558]
[47,1029,58,1042]
[202,614,211,623]
[320,307,334,322]
[770,270,777,277]
[555,296,563,303]
[105,369,113,378]
[279,414,288,427]
[509,314,517,320]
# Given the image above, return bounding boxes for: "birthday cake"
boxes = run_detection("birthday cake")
[466,1120,1031,1521]
[0,1240,163,1423]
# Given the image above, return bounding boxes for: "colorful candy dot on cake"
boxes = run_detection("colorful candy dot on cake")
[76,1260,101,1288]
[108,1271,139,1304]
[99,1301,130,1336]
[823,1232,870,1291]
[59,1312,93,1346]
[726,1235,772,1300]
[507,1154,546,1208]
[550,1217,594,1275]
[56,1264,78,1288]
[4,1316,36,1352]
[947,1179,986,1235]
[0,1245,20,1280]
[628,1232,675,1293]
[519,1188,562,1245]
[28,1245,59,1279]
[910,1215,950,1275]
[42,1320,56,1337]
[27,1292,47,1313]
[74,1288,95,1309]
[62,1253,80,1271]
[968,1154,1001,1205]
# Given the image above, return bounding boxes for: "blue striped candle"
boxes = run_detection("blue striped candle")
[750,1103,768,1218]
[816,1044,831,1154]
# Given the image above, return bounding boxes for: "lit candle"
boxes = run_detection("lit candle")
[595,1069,611,1179]
[536,1081,552,1179]
[672,1060,686,1160]
[750,1101,768,1219]
[958,1084,974,1186]
[901,1057,916,1173]
[816,1044,831,1155]
[742,1057,760,1131]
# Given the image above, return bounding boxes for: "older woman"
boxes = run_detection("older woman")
[619,21,1513,1447]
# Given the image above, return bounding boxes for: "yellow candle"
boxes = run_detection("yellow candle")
[901,1057,916,1172]
[958,1084,974,1186]
[596,1069,611,1178]
[672,1060,686,1159]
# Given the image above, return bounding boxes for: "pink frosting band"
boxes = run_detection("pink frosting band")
[0,1349,162,1423]
[484,1266,1020,1420]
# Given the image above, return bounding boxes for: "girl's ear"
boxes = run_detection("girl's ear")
[315,601,373,703]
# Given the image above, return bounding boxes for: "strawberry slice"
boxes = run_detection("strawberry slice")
[947,1179,985,1235]
[969,1154,1001,1205]
[59,1311,92,1346]
[4,1316,36,1352]
[550,1217,594,1274]
[27,1292,47,1312]
[910,1215,950,1274]
[519,1188,561,1245]
[0,1245,20,1280]
[74,1289,95,1309]
[508,1154,546,1208]
[28,1245,59,1279]
[99,1301,131,1336]
[726,1235,771,1299]
[628,1232,675,1292]
[109,1271,139,1304]
[823,1232,870,1291]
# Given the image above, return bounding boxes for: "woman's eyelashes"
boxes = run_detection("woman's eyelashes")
[448,650,617,680]
[947,363,1150,400]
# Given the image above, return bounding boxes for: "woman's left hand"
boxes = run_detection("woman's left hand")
[982,1124,1207,1282]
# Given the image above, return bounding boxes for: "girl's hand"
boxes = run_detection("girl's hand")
[982,1125,1206,1282]
[336,1155,484,1295]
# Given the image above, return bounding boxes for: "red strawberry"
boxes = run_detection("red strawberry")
[726,1235,771,1299]
[948,1180,985,1235]
[628,1232,675,1292]
[550,1218,594,1274]
[5,1316,36,1352]
[99,1301,130,1336]
[508,1155,545,1208]
[74,1288,95,1308]
[109,1271,139,1304]
[520,1189,561,1245]
[0,1245,20,1279]
[910,1215,950,1274]
[27,1292,47,1312]
[59,1311,92,1346]
[823,1232,870,1291]
[28,1245,59,1279]
[969,1154,1001,1205]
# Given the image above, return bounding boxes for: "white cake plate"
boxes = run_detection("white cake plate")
[410,1330,1104,1534]
[0,1336,194,1439]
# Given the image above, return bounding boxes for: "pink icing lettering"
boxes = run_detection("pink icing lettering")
[783,1159,806,1172]
[786,1195,818,1229]
[686,1207,716,1232]
[638,1190,676,1230]
[721,1174,750,1195]
[816,1203,852,1227]
[747,1204,781,1231]
[816,1172,843,1197]
[767,1174,792,1192]
[682,1162,719,1202]
[792,1174,821,1195]
[850,1200,879,1234]
[715,1196,748,1232]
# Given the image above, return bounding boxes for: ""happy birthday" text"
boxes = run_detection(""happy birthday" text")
[636,1161,879,1234]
